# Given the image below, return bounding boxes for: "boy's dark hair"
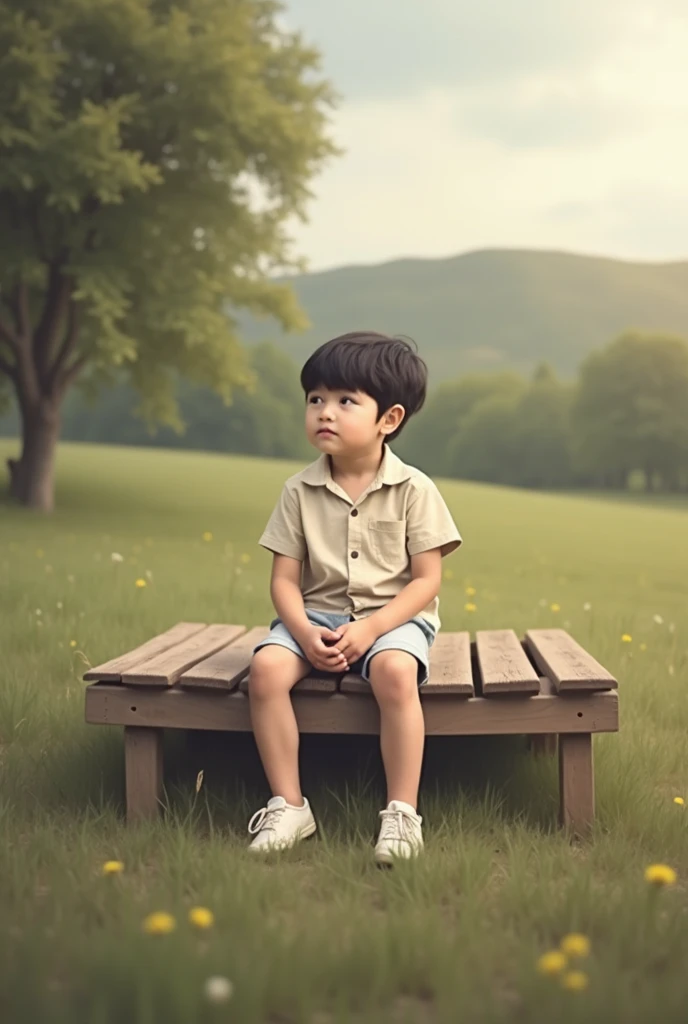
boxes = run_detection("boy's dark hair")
[300,331,427,442]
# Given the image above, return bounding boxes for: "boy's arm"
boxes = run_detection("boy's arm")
[366,548,442,637]
[269,553,312,645]
[334,549,442,663]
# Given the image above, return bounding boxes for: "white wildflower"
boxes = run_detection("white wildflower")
[583,603,592,612]
[203,977,234,1004]
[653,614,664,625]
[111,552,124,564]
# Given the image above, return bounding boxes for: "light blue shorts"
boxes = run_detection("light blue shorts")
[253,609,436,686]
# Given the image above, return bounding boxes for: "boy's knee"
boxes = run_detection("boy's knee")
[369,651,419,705]
[249,645,301,699]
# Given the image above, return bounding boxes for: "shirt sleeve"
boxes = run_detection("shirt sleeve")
[406,477,462,558]
[259,484,307,561]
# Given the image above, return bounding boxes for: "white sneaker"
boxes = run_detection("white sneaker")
[247,795,317,852]
[374,800,424,864]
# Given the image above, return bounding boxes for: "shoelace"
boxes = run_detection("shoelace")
[248,805,285,836]
[378,808,417,844]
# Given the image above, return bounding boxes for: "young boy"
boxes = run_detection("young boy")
[247,331,462,863]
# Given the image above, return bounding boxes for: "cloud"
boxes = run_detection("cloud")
[285,0,685,99]
[457,87,639,149]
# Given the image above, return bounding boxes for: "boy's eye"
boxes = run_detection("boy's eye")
[340,396,356,406]
[308,395,322,404]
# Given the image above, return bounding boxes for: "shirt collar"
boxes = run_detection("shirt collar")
[300,446,412,489]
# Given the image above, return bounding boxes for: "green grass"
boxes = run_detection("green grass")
[1,439,687,1024]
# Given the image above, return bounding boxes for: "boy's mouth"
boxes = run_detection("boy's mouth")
[316,428,337,437]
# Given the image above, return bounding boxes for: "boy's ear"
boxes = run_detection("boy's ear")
[379,404,405,436]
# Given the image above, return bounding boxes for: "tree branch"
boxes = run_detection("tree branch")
[60,353,88,390]
[0,350,17,382]
[49,298,82,391]
[33,258,72,381]
[0,307,20,356]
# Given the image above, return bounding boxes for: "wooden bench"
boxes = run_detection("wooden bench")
[83,623,619,835]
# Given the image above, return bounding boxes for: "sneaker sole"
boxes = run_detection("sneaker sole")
[374,846,422,866]
[248,820,317,853]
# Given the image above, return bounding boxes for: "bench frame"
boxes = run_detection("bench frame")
[84,624,619,836]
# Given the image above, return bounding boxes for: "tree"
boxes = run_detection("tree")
[0,0,337,510]
[571,331,688,492]
[397,370,525,476]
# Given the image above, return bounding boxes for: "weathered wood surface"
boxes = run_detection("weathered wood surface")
[525,629,617,692]
[86,683,618,736]
[121,625,246,687]
[83,622,208,682]
[124,726,163,823]
[476,629,541,695]
[181,627,269,690]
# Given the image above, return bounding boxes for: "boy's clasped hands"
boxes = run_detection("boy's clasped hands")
[296,619,379,673]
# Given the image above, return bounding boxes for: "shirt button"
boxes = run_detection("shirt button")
[351,550,359,559]
[350,509,358,517]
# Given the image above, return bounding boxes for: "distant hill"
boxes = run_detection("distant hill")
[238,248,688,381]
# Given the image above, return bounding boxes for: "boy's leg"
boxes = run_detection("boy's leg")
[367,650,425,809]
[248,644,311,806]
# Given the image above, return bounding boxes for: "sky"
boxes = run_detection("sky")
[282,0,688,271]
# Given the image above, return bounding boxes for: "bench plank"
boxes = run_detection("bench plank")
[180,626,265,690]
[424,631,473,695]
[339,631,473,695]
[121,624,246,687]
[83,622,208,682]
[476,629,540,695]
[85,683,619,736]
[525,629,617,692]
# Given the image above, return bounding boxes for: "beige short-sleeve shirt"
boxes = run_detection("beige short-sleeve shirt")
[258,447,462,632]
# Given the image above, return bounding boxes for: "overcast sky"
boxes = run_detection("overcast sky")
[282,0,688,270]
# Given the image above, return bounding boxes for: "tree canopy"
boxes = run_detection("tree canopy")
[0,0,337,509]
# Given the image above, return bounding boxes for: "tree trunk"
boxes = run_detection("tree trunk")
[8,399,61,512]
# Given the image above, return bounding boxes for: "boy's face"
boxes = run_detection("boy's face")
[305,386,404,455]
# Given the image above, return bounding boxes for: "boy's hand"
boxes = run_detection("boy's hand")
[297,625,348,673]
[332,619,378,665]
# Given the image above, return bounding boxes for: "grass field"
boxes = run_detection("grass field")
[1,439,687,1024]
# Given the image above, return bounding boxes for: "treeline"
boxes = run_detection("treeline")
[398,331,688,492]
[2,331,688,492]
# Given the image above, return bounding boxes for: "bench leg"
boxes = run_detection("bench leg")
[558,733,594,836]
[124,726,164,823]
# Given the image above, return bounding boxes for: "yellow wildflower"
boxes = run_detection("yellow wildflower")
[561,970,588,992]
[464,602,477,613]
[560,933,590,959]
[644,863,677,887]
[536,951,567,976]
[621,634,632,643]
[673,797,685,807]
[69,640,77,648]
[443,568,454,581]
[135,578,147,588]
[189,906,214,930]
[639,643,647,652]
[102,860,124,876]
[240,552,251,564]
[142,911,176,935]
[550,603,560,612]
[202,531,213,542]
[465,585,476,596]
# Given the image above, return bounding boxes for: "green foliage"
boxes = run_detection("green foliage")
[0,0,337,425]
[571,332,688,491]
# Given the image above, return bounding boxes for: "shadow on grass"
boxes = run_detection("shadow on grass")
[26,724,559,838]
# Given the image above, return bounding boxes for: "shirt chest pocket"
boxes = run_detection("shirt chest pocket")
[368,520,407,569]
